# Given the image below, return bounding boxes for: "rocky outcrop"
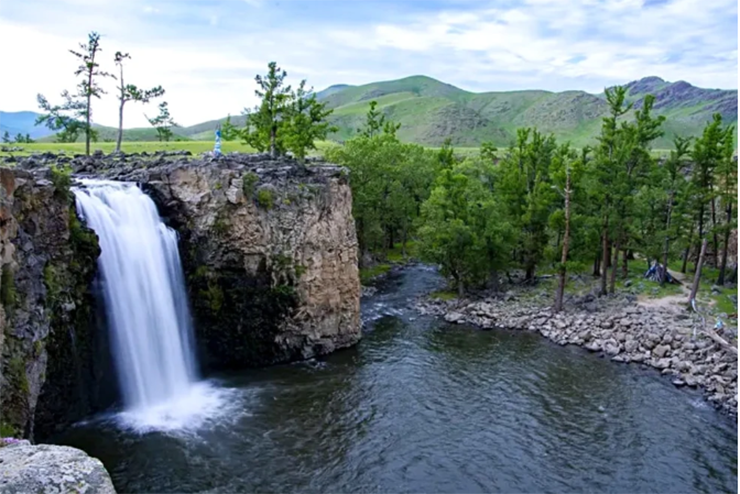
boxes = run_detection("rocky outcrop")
[418,295,738,415]
[138,155,361,368]
[0,441,115,493]
[61,151,361,369]
[0,166,109,441]
[0,151,360,439]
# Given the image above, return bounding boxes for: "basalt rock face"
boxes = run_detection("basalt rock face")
[0,166,109,442]
[77,152,362,369]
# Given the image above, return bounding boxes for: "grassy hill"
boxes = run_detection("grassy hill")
[321,75,737,148]
[23,75,737,149]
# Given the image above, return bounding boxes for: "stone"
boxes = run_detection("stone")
[578,329,592,342]
[619,317,632,328]
[0,443,116,493]
[653,344,671,358]
[604,339,620,356]
[624,279,633,287]
[624,339,639,353]
[652,358,672,370]
[445,312,464,323]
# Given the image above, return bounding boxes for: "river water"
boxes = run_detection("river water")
[53,264,737,493]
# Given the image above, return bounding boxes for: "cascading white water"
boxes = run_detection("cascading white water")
[73,179,200,419]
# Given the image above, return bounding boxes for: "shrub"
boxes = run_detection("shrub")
[242,172,259,198]
[257,188,274,210]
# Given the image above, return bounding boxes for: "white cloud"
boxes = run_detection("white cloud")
[0,0,735,129]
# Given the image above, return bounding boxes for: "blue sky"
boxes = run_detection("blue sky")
[1,0,736,128]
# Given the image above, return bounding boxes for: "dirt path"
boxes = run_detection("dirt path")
[636,269,691,313]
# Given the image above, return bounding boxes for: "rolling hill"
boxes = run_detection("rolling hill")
[11,75,737,149]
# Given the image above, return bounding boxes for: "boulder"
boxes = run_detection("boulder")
[0,443,116,493]
[653,344,671,358]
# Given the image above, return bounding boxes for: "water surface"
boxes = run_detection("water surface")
[54,264,738,493]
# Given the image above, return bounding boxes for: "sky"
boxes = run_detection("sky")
[0,0,737,128]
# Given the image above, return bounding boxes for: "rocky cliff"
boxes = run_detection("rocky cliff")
[0,165,106,441]
[0,151,361,441]
[109,152,362,369]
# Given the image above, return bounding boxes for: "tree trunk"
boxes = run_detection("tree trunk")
[609,239,620,294]
[490,267,500,293]
[401,227,407,259]
[593,254,601,278]
[622,249,628,279]
[681,246,690,273]
[269,125,277,158]
[457,278,465,298]
[717,202,732,285]
[554,170,571,313]
[711,197,719,267]
[661,191,674,286]
[85,74,93,156]
[116,62,125,152]
[688,239,708,306]
[694,204,705,273]
[525,265,535,283]
[599,217,609,296]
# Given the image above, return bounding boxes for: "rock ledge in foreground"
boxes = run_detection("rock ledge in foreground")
[0,442,115,494]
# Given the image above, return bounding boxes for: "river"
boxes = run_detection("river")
[52,264,738,493]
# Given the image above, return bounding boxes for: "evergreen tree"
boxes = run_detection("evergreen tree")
[69,31,114,155]
[114,51,164,152]
[146,102,177,141]
[243,61,293,157]
[283,80,336,162]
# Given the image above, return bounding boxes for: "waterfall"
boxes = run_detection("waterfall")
[73,180,198,416]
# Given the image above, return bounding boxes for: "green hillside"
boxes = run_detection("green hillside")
[321,75,737,148]
[32,75,737,148]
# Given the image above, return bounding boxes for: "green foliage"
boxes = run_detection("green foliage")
[221,115,240,141]
[146,101,177,142]
[35,92,86,143]
[43,263,61,306]
[49,163,73,200]
[1,131,10,143]
[256,188,274,210]
[0,421,17,438]
[282,80,337,162]
[326,103,438,262]
[242,172,259,197]
[359,263,391,283]
[242,61,293,156]
[1,265,17,313]
[241,62,336,160]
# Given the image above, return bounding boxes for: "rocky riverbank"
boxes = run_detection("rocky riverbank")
[417,293,738,416]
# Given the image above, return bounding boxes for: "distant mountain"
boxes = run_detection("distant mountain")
[17,75,738,148]
[317,75,737,148]
[0,111,54,139]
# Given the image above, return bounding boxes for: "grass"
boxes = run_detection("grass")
[386,241,417,263]
[430,290,458,301]
[360,264,391,284]
[0,140,340,157]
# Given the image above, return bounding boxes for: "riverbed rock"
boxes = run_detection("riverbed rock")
[0,442,116,493]
[653,344,671,358]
